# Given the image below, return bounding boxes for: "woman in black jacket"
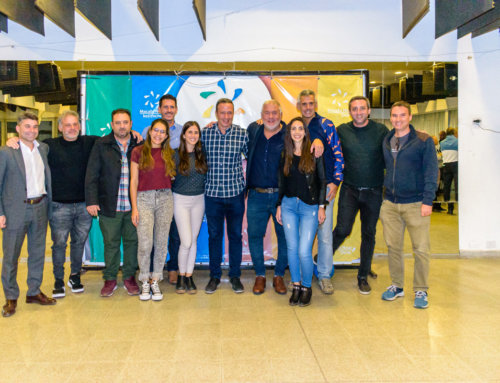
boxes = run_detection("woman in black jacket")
[276,117,327,306]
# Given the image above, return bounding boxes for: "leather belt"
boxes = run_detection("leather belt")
[253,187,279,193]
[24,195,46,205]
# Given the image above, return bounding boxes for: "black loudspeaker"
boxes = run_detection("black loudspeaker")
[434,63,458,96]
[0,61,17,81]
[35,63,65,93]
[399,77,415,101]
[389,83,401,104]
[370,86,389,108]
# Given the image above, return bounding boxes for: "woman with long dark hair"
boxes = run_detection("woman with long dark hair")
[173,121,208,294]
[276,117,327,307]
[130,118,175,301]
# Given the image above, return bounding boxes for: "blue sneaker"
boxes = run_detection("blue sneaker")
[381,285,404,301]
[414,291,429,309]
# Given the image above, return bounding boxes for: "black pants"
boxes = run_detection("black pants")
[443,161,458,205]
[332,184,383,279]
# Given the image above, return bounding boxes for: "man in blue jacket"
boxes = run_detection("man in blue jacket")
[297,90,344,295]
[380,101,438,309]
[439,127,458,215]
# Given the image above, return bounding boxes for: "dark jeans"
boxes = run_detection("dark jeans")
[166,218,180,271]
[443,161,458,207]
[246,189,287,277]
[205,192,245,279]
[332,184,383,280]
[99,211,138,281]
[50,201,92,280]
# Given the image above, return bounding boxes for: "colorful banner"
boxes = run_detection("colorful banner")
[83,73,366,266]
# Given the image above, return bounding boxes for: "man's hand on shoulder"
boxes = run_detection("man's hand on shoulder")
[131,130,144,143]
[6,136,20,150]
[311,139,324,157]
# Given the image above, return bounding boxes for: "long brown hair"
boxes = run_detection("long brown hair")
[139,118,176,178]
[283,116,315,176]
[178,121,208,176]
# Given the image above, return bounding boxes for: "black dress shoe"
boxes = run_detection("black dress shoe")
[205,278,220,294]
[176,275,187,294]
[26,292,57,305]
[230,277,244,293]
[289,284,301,306]
[299,286,312,307]
[2,300,17,317]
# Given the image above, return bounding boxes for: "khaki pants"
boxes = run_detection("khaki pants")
[380,200,430,292]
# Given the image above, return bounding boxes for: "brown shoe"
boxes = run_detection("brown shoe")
[2,300,17,317]
[273,276,287,295]
[252,276,266,295]
[168,270,178,285]
[26,292,56,305]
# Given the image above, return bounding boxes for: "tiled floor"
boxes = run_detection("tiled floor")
[1,256,499,382]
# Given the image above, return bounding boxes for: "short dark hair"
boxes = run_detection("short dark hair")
[390,101,412,115]
[216,98,233,112]
[17,112,39,124]
[159,94,177,108]
[111,108,131,120]
[348,96,370,110]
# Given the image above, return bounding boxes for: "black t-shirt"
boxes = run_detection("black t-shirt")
[337,120,389,188]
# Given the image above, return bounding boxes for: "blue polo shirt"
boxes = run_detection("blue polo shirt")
[247,128,284,189]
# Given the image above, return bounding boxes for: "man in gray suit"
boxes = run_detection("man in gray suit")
[0,112,56,318]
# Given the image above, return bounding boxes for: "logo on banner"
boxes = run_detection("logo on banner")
[327,88,350,115]
[140,90,162,119]
[199,79,244,118]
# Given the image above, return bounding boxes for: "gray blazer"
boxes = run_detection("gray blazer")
[0,143,52,230]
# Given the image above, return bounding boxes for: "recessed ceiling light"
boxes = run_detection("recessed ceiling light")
[395,71,402,75]
[370,81,377,84]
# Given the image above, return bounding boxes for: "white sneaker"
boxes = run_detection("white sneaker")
[139,281,151,301]
[151,280,163,301]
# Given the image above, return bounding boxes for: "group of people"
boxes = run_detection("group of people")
[0,90,438,318]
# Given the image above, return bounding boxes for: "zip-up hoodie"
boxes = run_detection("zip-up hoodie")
[382,125,438,206]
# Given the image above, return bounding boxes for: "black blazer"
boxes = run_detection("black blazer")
[85,132,139,217]
[276,153,328,207]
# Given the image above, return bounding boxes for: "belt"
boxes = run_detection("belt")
[24,195,46,205]
[253,187,279,194]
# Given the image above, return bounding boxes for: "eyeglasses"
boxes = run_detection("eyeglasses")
[152,128,167,135]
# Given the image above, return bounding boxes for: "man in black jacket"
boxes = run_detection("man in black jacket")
[86,109,140,297]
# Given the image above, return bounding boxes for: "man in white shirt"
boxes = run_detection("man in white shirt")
[0,112,55,318]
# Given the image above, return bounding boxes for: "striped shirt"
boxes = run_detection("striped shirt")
[202,123,248,198]
[116,139,131,212]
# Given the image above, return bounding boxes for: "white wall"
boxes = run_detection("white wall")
[0,0,498,254]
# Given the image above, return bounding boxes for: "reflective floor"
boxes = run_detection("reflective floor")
[1,255,499,382]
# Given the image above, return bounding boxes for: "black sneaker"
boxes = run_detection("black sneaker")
[52,279,66,298]
[230,277,244,293]
[205,278,220,294]
[68,274,84,293]
[358,278,371,295]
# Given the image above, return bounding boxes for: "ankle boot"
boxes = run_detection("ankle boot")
[185,276,197,294]
[176,275,187,294]
[299,286,312,307]
[289,284,301,306]
[447,203,454,215]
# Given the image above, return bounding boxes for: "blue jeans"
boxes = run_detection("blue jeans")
[205,192,245,279]
[247,189,287,277]
[281,196,319,288]
[317,186,334,279]
[49,201,92,280]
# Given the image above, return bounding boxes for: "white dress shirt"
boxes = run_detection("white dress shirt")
[20,140,46,198]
